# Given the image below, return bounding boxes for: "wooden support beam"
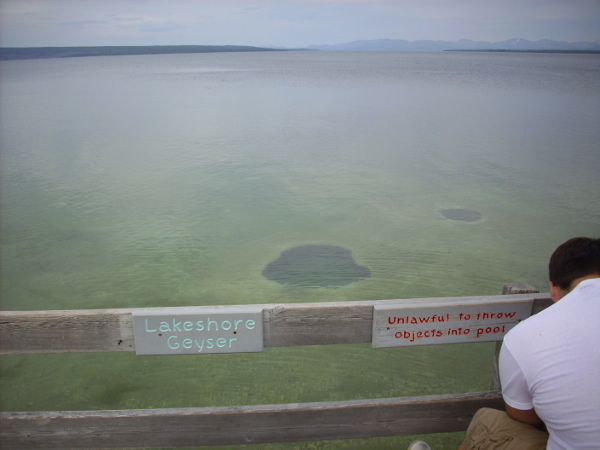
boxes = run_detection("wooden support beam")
[0,391,504,449]
[0,293,551,354]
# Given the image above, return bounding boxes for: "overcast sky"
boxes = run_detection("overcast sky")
[1,0,599,48]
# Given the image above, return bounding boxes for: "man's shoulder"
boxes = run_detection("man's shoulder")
[504,310,545,343]
[503,298,563,343]
[505,278,600,344]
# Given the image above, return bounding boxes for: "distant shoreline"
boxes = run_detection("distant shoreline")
[445,49,600,54]
[2,46,598,61]
[0,45,292,61]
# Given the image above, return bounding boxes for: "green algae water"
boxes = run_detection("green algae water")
[1,51,599,449]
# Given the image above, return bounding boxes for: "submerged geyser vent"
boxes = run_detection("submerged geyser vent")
[262,245,371,288]
[440,208,483,222]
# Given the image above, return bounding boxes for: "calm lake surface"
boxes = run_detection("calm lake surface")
[1,51,599,449]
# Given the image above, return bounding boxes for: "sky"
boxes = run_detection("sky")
[1,0,599,48]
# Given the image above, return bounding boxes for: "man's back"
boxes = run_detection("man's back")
[500,278,600,449]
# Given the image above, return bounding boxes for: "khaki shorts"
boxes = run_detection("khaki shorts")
[461,408,549,450]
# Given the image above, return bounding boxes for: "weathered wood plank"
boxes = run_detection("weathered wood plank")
[0,309,135,354]
[0,294,551,354]
[0,391,504,449]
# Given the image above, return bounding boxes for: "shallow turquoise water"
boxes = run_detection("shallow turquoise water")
[1,51,598,448]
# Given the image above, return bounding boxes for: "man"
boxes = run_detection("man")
[461,237,600,449]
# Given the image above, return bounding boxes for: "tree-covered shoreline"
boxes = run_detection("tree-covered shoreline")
[0,45,290,61]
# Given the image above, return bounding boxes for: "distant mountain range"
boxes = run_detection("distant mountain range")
[306,38,600,52]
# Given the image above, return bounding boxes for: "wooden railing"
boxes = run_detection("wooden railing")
[0,284,551,449]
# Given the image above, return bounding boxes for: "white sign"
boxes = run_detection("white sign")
[133,307,263,355]
[372,299,533,347]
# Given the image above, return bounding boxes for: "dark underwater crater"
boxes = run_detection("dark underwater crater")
[262,245,371,288]
[440,208,483,222]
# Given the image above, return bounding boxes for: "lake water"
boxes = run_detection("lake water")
[1,51,599,449]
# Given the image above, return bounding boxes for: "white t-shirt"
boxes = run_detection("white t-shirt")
[500,278,600,450]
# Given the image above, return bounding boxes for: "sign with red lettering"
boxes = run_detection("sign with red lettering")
[132,307,263,355]
[372,298,533,347]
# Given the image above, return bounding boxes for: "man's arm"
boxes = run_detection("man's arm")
[505,403,546,430]
[500,342,546,430]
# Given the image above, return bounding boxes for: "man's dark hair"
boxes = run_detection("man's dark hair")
[549,237,600,290]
